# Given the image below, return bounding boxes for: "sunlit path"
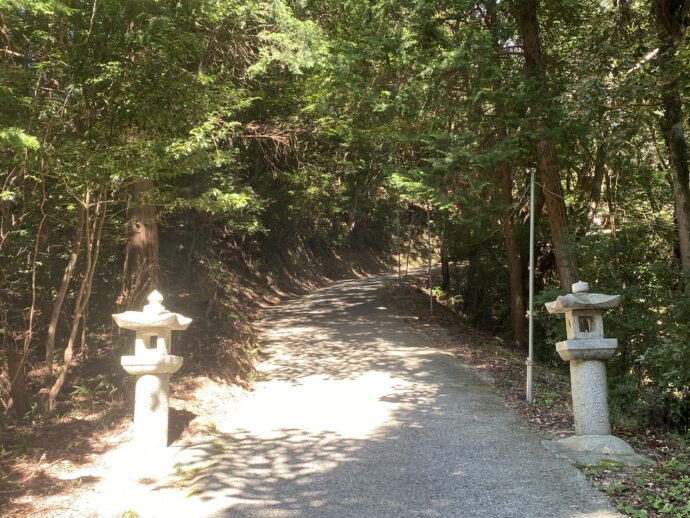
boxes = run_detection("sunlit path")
[171,273,619,517]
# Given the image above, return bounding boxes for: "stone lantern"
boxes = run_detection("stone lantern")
[113,291,191,449]
[544,281,646,465]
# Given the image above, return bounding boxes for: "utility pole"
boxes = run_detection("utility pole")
[397,197,401,282]
[527,167,536,403]
[427,204,433,316]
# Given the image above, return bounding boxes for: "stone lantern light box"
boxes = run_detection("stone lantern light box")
[113,290,191,449]
[552,282,619,365]
[543,281,649,466]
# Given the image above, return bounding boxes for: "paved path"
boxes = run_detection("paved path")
[177,274,619,517]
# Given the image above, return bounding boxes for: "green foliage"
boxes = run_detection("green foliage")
[0,128,39,151]
[0,0,398,416]
[611,456,690,518]
[640,297,690,430]
[249,0,329,76]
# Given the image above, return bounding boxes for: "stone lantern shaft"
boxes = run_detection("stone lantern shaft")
[570,359,610,436]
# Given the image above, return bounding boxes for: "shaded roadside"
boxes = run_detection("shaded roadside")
[387,273,689,518]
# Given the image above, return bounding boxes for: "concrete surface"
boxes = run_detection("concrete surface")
[544,436,651,467]
[173,274,620,517]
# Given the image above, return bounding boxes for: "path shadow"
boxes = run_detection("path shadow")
[169,408,197,445]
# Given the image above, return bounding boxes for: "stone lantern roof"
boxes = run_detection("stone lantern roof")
[112,290,192,331]
[545,281,620,314]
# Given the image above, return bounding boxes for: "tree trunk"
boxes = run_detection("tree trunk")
[499,160,525,346]
[44,204,85,369]
[605,170,619,248]
[537,141,578,288]
[48,191,107,410]
[348,188,358,233]
[464,248,482,323]
[483,0,526,344]
[578,136,607,235]
[119,179,159,309]
[514,0,578,289]
[440,221,450,292]
[660,63,690,281]
[6,342,29,419]
[652,2,690,285]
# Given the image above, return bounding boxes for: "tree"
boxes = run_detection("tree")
[652,0,690,286]
[513,0,578,289]
[119,179,160,309]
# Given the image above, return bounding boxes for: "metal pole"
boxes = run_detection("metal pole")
[527,167,536,403]
[397,197,401,281]
[428,205,433,316]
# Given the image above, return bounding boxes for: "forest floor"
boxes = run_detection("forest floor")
[1,268,688,517]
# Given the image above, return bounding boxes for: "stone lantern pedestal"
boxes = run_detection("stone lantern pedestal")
[543,281,648,466]
[113,291,191,449]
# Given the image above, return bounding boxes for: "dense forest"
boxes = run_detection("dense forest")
[1,0,690,439]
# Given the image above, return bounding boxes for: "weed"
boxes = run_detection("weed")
[602,452,690,517]
[617,504,648,518]
[605,481,631,495]
[172,463,204,483]
[22,401,42,425]
[69,376,118,415]
[580,459,625,477]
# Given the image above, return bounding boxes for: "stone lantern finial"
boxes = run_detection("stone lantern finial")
[571,280,589,294]
[143,289,165,314]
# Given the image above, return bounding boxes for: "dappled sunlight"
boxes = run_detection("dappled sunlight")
[51,440,206,517]
[153,275,468,516]
[44,273,619,517]
[265,325,320,338]
[221,371,419,440]
[147,274,619,518]
[51,273,619,517]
